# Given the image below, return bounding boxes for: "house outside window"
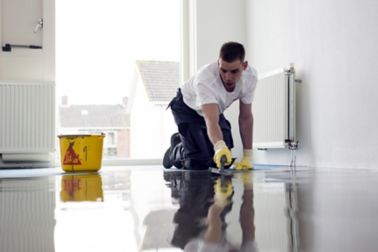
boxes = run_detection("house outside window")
[56,0,184,162]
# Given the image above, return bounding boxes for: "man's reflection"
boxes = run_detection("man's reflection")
[164,171,258,251]
[184,173,258,252]
[163,171,221,249]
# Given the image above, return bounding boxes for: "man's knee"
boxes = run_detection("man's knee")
[179,124,212,156]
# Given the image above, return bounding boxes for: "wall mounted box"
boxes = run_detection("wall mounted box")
[1,0,43,51]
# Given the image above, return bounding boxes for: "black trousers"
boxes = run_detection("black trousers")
[168,89,234,169]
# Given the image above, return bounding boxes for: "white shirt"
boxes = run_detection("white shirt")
[181,62,258,116]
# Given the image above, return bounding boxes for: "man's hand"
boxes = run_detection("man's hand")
[241,172,253,190]
[213,140,232,168]
[234,149,253,170]
[213,178,233,207]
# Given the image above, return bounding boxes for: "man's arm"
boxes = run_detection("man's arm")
[202,103,223,145]
[202,103,232,167]
[239,101,253,149]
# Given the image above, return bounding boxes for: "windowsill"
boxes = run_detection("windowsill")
[103,158,162,166]
[53,158,162,167]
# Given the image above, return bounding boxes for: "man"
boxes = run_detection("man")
[163,41,257,170]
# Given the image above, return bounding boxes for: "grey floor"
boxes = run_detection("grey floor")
[0,165,377,252]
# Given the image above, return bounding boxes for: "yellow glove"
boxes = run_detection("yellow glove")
[213,140,232,168]
[241,173,253,190]
[234,149,253,170]
[214,178,233,207]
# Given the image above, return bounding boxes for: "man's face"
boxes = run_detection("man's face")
[218,59,247,92]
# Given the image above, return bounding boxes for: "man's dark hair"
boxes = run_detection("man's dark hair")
[219,41,245,62]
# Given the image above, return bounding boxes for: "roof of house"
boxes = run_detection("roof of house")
[59,104,130,128]
[136,60,179,103]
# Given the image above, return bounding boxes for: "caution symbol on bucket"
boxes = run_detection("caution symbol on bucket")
[63,142,82,165]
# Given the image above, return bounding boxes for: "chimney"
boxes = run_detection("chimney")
[122,96,128,108]
[61,95,68,106]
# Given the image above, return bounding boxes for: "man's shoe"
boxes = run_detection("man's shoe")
[163,133,181,168]
[163,148,173,168]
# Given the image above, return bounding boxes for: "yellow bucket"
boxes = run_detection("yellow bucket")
[58,133,105,172]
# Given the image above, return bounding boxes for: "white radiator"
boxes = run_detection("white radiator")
[0,81,55,162]
[253,65,298,149]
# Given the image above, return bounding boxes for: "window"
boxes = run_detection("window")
[56,0,184,162]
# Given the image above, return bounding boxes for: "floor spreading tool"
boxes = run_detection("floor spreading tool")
[210,156,254,176]
[210,155,233,177]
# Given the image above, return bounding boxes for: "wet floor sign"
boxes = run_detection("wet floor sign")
[63,142,82,166]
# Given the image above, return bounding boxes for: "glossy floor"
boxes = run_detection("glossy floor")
[0,166,378,252]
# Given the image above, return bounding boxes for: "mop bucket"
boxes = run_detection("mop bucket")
[58,133,105,172]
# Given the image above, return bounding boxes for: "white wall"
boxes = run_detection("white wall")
[246,0,378,169]
[194,0,246,68]
[0,0,54,81]
[194,0,378,169]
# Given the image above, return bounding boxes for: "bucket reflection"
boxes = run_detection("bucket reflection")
[60,174,104,202]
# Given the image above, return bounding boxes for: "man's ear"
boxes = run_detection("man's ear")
[243,61,248,70]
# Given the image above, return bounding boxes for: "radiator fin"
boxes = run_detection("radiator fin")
[0,81,55,153]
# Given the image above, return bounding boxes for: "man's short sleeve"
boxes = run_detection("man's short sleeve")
[240,68,258,104]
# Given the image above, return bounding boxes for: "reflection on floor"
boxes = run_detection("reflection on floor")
[0,165,378,252]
